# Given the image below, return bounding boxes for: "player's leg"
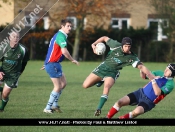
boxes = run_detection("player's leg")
[52,73,66,113]
[94,71,120,116]
[105,95,131,119]
[44,77,62,113]
[0,81,3,100]
[96,70,120,87]
[83,62,106,88]
[44,63,62,113]
[0,84,12,112]
[82,73,102,88]
[94,77,115,116]
[119,105,145,119]
[0,74,19,112]
[118,89,155,119]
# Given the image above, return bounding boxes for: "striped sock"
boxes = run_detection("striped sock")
[52,89,63,108]
[0,98,9,110]
[106,104,120,119]
[119,112,132,119]
[45,91,59,110]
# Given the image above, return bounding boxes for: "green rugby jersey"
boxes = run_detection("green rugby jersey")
[104,38,140,70]
[1,43,29,74]
[151,70,174,94]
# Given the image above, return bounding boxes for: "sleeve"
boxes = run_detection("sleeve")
[151,71,164,76]
[22,47,30,62]
[161,82,174,95]
[20,45,29,73]
[20,61,27,73]
[131,57,141,68]
[56,34,67,48]
[106,38,122,48]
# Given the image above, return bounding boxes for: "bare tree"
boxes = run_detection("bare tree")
[49,0,129,60]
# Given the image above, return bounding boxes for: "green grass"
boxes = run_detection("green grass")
[0,61,175,132]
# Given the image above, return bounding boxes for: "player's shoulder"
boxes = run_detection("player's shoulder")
[56,30,67,38]
[152,70,164,76]
[19,43,29,53]
[130,51,138,57]
[19,43,27,50]
[108,38,121,45]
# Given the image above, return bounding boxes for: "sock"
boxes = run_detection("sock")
[52,89,63,108]
[0,87,3,92]
[119,112,132,119]
[97,94,108,110]
[0,98,9,110]
[45,91,59,110]
[106,104,120,119]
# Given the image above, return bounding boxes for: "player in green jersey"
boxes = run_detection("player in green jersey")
[82,36,155,116]
[0,31,29,112]
[104,63,175,119]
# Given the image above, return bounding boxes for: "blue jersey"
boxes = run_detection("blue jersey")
[143,71,174,102]
[44,30,67,65]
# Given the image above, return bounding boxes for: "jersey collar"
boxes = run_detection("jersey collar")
[59,30,68,38]
[164,76,173,80]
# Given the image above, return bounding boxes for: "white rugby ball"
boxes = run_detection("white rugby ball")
[95,43,106,55]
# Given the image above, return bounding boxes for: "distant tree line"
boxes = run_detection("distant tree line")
[0,23,170,62]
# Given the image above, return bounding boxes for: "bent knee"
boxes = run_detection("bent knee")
[82,82,91,89]
[82,84,88,89]
[116,100,123,107]
[62,83,67,89]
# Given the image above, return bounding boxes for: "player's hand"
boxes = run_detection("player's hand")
[0,72,5,80]
[40,65,45,70]
[72,60,79,65]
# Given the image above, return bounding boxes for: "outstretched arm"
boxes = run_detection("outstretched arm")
[61,48,79,65]
[136,64,155,80]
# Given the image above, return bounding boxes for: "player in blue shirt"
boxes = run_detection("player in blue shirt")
[42,19,79,114]
[104,63,175,119]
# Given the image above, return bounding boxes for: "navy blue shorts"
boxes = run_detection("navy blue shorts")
[129,88,155,112]
[45,62,62,78]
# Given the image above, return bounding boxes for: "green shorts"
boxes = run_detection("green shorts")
[92,62,120,80]
[3,72,21,88]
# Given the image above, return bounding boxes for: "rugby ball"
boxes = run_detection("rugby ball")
[95,43,106,55]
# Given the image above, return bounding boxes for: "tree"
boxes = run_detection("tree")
[50,0,130,60]
[150,0,175,62]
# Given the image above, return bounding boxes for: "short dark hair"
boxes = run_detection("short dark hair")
[60,19,72,27]
[121,37,132,46]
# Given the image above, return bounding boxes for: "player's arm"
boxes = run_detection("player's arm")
[56,35,79,65]
[151,79,162,95]
[91,36,110,54]
[20,61,28,74]
[20,46,30,74]
[0,72,5,80]
[0,58,5,80]
[61,48,79,65]
[136,63,155,80]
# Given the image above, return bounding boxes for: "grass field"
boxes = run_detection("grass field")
[1,61,175,132]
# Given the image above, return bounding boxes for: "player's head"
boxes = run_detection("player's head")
[9,31,20,48]
[166,63,175,77]
[121,37,132,53]
[60,19,72,34]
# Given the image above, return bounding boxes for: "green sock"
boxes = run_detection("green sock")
[97,95,108,109]
[0,87,3,92]
[0,99,8,110]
